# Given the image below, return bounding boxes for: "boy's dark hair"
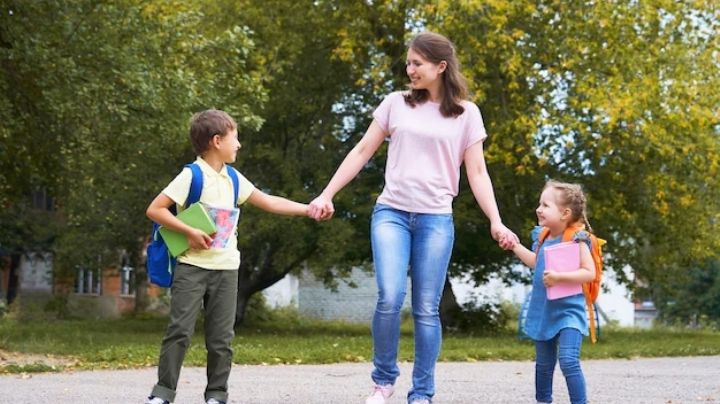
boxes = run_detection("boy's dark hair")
[189,109,237,155]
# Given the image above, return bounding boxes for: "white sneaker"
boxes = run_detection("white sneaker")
[410,400,430,404]
[365,384,394,404]
[145,397,168,404]
[206,399,225,404]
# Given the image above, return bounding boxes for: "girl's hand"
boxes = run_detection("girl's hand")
[543,270,559,287]
[498,234,517,250]
[187,228,213,250]
[308,194,335,221]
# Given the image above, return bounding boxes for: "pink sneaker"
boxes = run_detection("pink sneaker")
[365,384,394,404]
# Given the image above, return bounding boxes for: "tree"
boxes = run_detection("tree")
[198,0,720,325]
[213,0,465,325]
[421,0,720,298]
[202,0,382,324]
[653,259,720,328]
[2,0,717,327]
[0,0,265,301]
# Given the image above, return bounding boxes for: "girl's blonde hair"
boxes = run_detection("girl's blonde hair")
[544,180,593,232]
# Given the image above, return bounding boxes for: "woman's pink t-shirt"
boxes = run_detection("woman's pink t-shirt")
[372,91,487,214]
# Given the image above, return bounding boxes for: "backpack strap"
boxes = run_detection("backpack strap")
[185,163,204,207]
[535,224,583,250]
[225,164,240,206]
[183,163,238,207]
[534,227,551,253]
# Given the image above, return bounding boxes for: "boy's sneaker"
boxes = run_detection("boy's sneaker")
[365,384,394,404]
[145,397,168,404]
[410,400,430,404]
[206,399,225,404]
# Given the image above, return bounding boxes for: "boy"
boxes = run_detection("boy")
[145,109,310,404]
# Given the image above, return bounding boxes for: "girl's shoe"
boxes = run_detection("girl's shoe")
[365,384,394,404]
[409,399,430,404]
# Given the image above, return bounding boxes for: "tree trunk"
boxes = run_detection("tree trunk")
[234,283,254,327]
[439,275,461,330]
[133,246,150,313]
[233,243,317,329]
[7,254,20,305]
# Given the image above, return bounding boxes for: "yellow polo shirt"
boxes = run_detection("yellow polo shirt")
[162,157,255,270]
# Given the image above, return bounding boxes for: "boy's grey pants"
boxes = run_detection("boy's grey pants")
[151,263,238,403]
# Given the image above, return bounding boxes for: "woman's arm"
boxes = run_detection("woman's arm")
[464,141,518,247]
[308,119,387,220]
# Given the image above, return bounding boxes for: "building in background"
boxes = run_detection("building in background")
[264,265,649,328]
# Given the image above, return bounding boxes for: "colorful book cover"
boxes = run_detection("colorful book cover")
[543,241,583,300]
[159,202,217,257]
[204,204,240,248]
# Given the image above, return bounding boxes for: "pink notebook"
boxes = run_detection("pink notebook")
[543,241,583,300]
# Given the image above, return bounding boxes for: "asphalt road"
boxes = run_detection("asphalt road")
[1,356,718,403]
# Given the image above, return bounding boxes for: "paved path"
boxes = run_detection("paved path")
[1,356,719,403]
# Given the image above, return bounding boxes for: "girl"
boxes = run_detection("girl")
[510,180,596,404]
[308,32,517,404]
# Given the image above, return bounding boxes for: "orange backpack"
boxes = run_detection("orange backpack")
[536,223,605,343]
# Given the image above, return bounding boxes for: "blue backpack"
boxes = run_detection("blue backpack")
[146,163,240,287]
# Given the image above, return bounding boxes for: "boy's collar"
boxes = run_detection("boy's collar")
[195,156,230,177]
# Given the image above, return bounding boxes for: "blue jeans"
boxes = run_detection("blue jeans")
[370,203,454,403]
[535,327,587,404]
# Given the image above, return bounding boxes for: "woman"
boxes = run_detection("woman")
[309,32,517,404]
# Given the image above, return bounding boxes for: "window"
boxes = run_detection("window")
[31,189,55,211]
[75,267,101,295]
[120,254,135,296]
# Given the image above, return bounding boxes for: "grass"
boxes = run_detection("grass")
[0,314,719,374]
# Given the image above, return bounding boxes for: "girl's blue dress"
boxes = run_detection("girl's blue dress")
[523,226,589,341]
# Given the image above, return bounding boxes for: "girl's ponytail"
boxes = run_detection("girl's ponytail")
[582,211,593,233]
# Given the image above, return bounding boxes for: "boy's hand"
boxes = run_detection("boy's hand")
[308,195,335,221]
[543,270,559,287]
[186,228,213,250]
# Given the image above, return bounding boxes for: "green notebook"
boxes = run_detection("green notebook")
[159,202,217,257]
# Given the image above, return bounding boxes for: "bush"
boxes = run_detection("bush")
[443,294,517,334]
[44,295,71,319]
[654,259,720,330]
[242,293,303,326]
[2,294,62,322]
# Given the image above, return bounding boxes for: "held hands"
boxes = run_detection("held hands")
[491,222,519,250]
[308,194,335,221]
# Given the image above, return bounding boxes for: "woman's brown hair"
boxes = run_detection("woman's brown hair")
[403,32,468,118]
